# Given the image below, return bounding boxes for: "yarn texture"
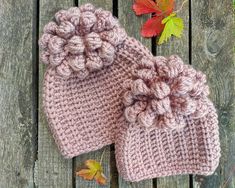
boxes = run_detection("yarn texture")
[123,55,210,129]
[39,4,127,79]
[115,55,221,182]
[40,4,152,158]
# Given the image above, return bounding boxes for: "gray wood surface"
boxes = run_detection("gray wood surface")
[74,1,114,188]
[156,1,190,187]
[35,0,74,187]
[0,0,36,187]
[118,0,153,187]
[191,0,235,188]
[0,0,234,187]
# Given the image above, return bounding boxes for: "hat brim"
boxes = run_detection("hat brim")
[115,100,220,182]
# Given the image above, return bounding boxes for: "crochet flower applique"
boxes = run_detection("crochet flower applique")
[122,55,210,130]
[39,4,127,78]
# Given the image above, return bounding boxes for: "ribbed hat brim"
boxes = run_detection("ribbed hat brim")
[115,99,221,182]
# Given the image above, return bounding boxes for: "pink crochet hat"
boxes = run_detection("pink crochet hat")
[39,4,152,158]
[115,55,221,181]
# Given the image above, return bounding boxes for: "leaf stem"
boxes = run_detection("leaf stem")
[99,148,106,165]
[175,0,188,13]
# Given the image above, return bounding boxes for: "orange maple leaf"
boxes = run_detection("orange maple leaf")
[76,160,107,185]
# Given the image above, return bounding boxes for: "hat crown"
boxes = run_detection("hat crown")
[39,3,127,79]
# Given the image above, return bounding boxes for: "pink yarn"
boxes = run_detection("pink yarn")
[116,55,220,182]
[123,55,210,129]
[115,100,220,182]
[39,4,127,79]
[39,4,153,158]
[39,5,220,181]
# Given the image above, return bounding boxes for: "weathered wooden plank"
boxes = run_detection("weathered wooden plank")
[157,176,190,188]
[119,0,151,47]
[0,0,36,187]
[156,1,190,188]
[118,0,153,187]
[191,0,235,188]
[74,1,113,188]
[35,0,74,187]
[156,0,190,61]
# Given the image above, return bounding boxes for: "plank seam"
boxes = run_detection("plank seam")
[189,0,192,65]
[75,0,78,6]
[32,0,40,186]
[113,0,118,17]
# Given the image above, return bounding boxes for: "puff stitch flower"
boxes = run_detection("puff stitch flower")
[123,55,210,130]
[39,4,127,78]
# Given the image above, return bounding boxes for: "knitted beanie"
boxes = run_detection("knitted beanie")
[115,55,221,182]
[39,4,153,158]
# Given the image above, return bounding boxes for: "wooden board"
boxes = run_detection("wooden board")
[35,0,74,187]
[74,1,114,188]
[118,0,153,187]
[0,0,234,187]
[0,0,36,187]
[191,0,235,187]
[155,1,190,188]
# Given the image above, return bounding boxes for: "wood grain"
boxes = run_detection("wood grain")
[191,0,235,187]
[0,0,36,187]
[155,1,190,187]
[74,1,114,188]
[118,0,153,187]
[0,0,233,187]
[118,0,151,47]
[35,0,74,187]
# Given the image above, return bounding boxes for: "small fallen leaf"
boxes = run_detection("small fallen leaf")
[158,13,184,44]
[77,169,96,180]
[157,0,175,15]
[133,0,162,16]
[94,171,107,185]
[141,16,165,37]
[76,160,107,185]
[133,0,175,38]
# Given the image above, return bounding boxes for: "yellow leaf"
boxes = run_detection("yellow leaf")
[76,159,107,185]
[85,160,103,172]
[158,13,184,45]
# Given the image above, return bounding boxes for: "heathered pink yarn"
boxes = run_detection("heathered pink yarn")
[39,4,126,79]
[40,4,153,158]
[115,55,221,182]
[123,55,210,129]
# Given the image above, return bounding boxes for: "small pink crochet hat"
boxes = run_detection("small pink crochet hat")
[115,55,221,182]
[39,4,152,158]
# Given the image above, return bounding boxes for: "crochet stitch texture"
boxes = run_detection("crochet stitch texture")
[40,4,152,158]
[115,55,221,182]
[39,4,126,79]
[123,55,210,129]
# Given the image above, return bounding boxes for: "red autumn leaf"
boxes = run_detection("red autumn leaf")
[133,0,175,38]
[157,0,175,15]
[141,16,165,37]
[133,0,162,15]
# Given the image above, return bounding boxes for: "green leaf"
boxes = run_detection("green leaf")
[158,13,184,45]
